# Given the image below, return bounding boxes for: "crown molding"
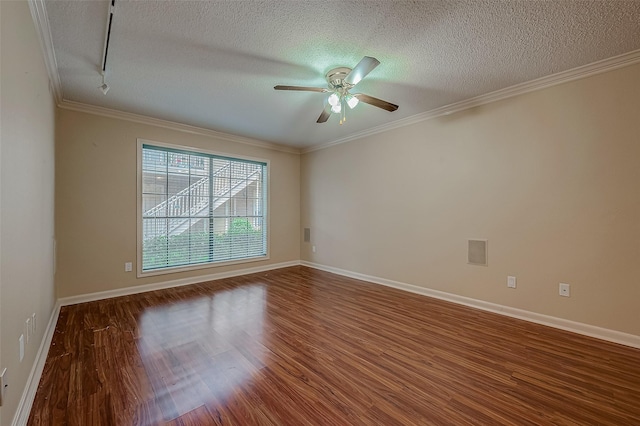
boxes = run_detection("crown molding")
[28,0,63,104]
[302,48,640,154]
[29,0,639,155]
[28,0,299,155]
[58,100,301,154]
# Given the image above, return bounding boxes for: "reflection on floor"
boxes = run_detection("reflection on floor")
[28,266,640,425]
[137,284,266,421]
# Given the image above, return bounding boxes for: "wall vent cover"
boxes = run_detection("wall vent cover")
[468,239,488,266]
[303,228,311,243]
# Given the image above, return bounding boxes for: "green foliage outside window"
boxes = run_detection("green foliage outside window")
[143,218,263,270]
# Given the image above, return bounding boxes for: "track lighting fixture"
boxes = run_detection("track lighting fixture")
[99,1,116,95]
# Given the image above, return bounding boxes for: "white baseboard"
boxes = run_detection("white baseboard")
[12,301,62,426]
[13,259,639,425]
[301,261,640,349]
[58,260,301,306]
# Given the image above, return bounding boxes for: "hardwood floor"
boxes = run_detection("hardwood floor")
[28,266,640,425]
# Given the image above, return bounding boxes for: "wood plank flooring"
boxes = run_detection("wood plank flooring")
[28,266,640,425]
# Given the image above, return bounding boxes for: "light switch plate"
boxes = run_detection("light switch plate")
[19,335,24,362]
[507,276,516,288]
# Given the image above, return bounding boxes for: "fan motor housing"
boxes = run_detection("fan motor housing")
[326,67,353,90]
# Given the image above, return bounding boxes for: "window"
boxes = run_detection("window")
[139,142,267,273]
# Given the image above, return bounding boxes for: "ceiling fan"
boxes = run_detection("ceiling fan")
[274,56,399,124]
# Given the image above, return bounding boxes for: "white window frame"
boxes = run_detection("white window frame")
[136,139,270,277]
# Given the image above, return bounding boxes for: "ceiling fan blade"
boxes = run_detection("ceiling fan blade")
[345,56,380,86]
[274,85,328,93]
[317,105,332,123]
[353,93,399,112]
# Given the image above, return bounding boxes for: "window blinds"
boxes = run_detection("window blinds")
[141,144,267,271]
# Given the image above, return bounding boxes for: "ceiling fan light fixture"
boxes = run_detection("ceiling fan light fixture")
[274,56,397,124]
[346,95,359,109]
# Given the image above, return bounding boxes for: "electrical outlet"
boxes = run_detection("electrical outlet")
[19,335,24,362]
[507,276,516,289]
[559,283,570,297]
[312,245,316,253]
[124,262,132,272]
[0,368,7,407]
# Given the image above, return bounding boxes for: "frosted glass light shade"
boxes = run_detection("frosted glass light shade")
[346,95,359,109]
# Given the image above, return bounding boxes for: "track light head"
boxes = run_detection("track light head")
[99,82,110,95]
[99,72,110,95]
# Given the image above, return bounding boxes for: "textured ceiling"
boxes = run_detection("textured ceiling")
[45,0,640,149]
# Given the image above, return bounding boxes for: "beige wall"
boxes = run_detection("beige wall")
[0,1,57,424]
[301,63,640,336]
[55,109,300,298]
